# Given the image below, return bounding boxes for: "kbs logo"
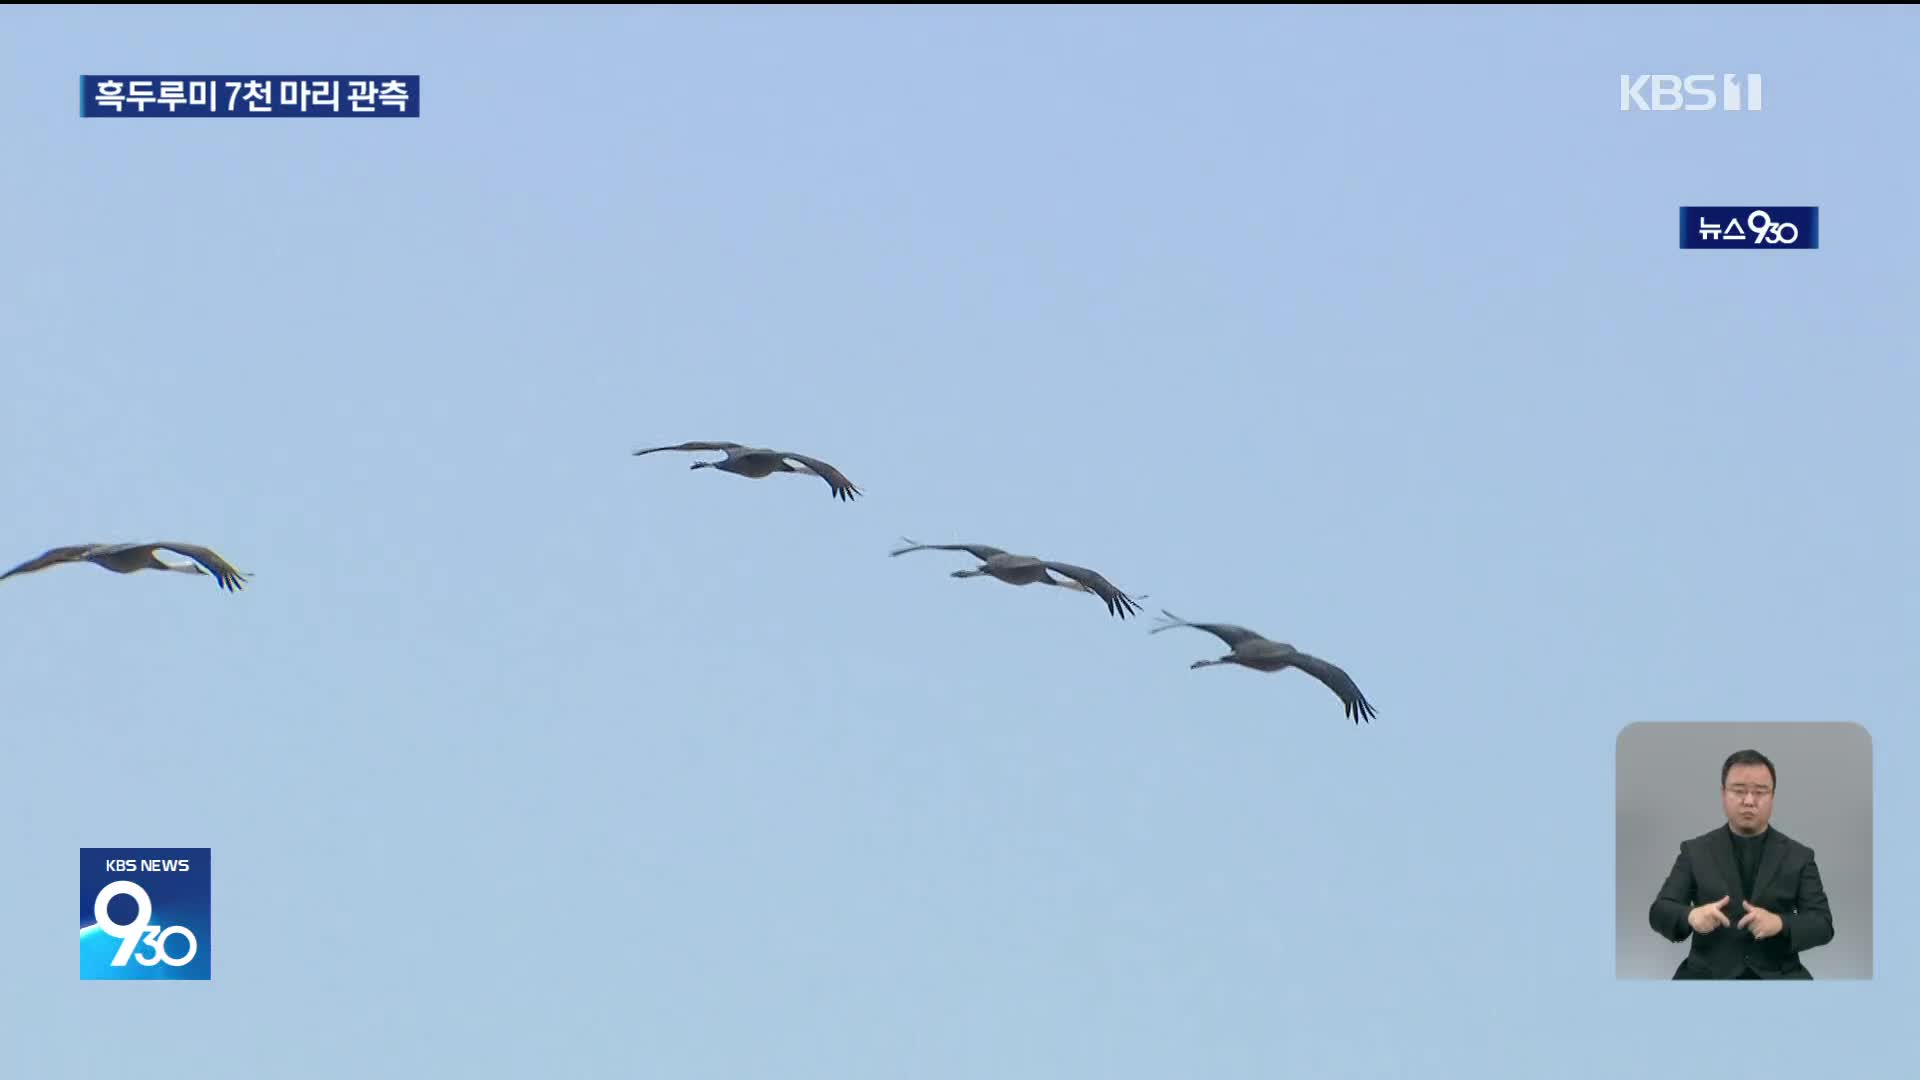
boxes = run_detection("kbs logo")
[1620,74,1763,111]
[80,848,211,980]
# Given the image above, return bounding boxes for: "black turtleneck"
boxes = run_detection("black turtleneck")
[1729,824,1768,896]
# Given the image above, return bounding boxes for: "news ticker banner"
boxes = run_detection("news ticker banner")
[80,848,211,980]
[80,76,419,117]
[1680,206,1818,250]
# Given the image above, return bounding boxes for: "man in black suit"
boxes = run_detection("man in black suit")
[1648,749,1835,979]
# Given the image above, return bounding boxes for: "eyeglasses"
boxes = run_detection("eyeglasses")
[1725,785,1773,800]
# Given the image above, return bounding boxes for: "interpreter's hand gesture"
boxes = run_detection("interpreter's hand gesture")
[1737,900,1785,940]
[1687,895,1733,934]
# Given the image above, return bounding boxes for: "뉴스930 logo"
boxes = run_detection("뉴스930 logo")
[1679,206,1819,250]
[80,847,211,980]
[93,880,199,967]
[1620,74,1762,111]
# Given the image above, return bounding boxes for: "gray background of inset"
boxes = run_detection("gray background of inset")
[1616,722,1873,979]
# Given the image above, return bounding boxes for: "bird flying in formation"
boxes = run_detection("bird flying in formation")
[0,542,252,592]
[632,441,863,502]
[1150,609,1377,722]
[889,538,1146,619]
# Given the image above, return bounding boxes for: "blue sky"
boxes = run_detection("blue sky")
[2,7,1914,1077]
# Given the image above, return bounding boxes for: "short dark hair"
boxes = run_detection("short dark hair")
[1722,749,1776,789]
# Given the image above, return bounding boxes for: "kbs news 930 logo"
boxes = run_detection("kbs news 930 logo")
[1678,206,1819,250]
[80,848,211,980]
